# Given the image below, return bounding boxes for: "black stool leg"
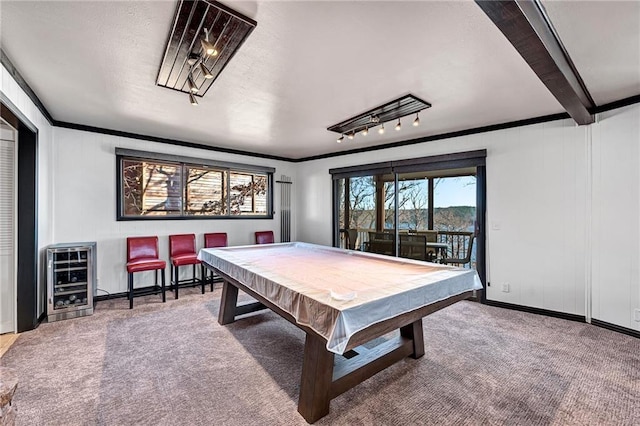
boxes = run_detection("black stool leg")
[161,268,166,303]
[154,269,158,294]
[174,264,179,299]
[170,265,174,292]
[198,264,204,294]
[128,272,134,309]
[204,264,211,291]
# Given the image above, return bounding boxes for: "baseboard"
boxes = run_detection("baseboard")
[591,319,640,339]
[484,300,586,323]
[93,277,223,303]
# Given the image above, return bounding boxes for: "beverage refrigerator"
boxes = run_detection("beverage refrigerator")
[47,242,96,322]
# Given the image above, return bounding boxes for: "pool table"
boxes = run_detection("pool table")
[198,242,482,423]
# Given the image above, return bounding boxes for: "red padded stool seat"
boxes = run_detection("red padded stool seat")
[169,234,204,299]
[171,253,199,267]
[126,236,166,309]
[203,232,228,290]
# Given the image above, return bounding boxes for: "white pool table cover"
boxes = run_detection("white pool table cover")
[198,242,483,354]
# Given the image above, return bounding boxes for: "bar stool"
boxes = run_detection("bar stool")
[255,231,274,244]
[169,233,204,299]
[203,232,228,290]
[125,236,166,309]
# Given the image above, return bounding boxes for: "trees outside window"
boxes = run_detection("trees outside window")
[119,156,272,220]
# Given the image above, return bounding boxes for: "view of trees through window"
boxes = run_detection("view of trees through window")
[338,174,476,233]
[120,158,270,218]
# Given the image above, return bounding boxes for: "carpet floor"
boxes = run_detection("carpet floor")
[1,287,639,425]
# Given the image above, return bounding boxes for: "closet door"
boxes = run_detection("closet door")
[0,122,16,333]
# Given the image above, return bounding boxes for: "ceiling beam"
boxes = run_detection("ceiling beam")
[475,0,595,125]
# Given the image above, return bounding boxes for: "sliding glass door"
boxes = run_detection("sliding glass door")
[332,151,486,288]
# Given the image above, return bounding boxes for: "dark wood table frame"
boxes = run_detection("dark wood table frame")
[206,263,472,423]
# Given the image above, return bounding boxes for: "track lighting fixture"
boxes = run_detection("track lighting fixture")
[326,94,431,144]
[189,92,198,106]
[201,28,218,56]
[337,135,344,143]
[199,62,214,79]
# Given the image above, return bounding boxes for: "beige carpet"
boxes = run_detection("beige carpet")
[1,287,639,425]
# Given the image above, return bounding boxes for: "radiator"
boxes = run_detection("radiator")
[277,175,293,242]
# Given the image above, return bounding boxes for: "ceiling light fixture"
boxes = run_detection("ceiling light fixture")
[201,28,218,57]
[157,1,256,98]
[337,135,344,143]
[199,62,214,79]
[189,92,198,106]
[413,112,420,127]
[327,94,431,144]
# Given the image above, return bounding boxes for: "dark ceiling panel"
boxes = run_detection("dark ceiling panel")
[156,0,256,97]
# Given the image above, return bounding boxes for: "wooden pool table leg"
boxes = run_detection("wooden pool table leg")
[218,281,239,325]
[400,318,425,359]
[298,332,334,424]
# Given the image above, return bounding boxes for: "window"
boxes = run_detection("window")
[117,148,273,220]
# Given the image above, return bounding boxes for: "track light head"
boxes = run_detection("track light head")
[361,126,368,136]
[189,92,198,106]
[199,62,214,79]
[187,75,199,93]
[413,112,420,127]
[337,135,344,143]
[395,119,401,131]
[187,53,199,66]
[347,132,355,140]
[201,28,218,56]
[378,124,385,135]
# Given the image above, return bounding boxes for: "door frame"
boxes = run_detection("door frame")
[1,94,41,332]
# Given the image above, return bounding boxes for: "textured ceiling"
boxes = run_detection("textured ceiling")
[0,1,638,159]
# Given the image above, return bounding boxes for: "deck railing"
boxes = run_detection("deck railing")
[339,228,475,268]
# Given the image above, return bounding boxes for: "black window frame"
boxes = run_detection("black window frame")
[116,148,274,221]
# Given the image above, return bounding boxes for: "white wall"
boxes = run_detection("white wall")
[591,104,640,331]
[5,57,640,332]
[51,127,296,296]
[1,63,54,319]
[297,119,590,317]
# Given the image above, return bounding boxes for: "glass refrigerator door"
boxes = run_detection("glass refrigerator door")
[52,249,89,310]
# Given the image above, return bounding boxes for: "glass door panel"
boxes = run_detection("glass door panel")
[335,174,396,256]
[433,175,477,268]
[397,173,431,261]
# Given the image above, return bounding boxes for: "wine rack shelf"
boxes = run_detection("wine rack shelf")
[47,242,96,322]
